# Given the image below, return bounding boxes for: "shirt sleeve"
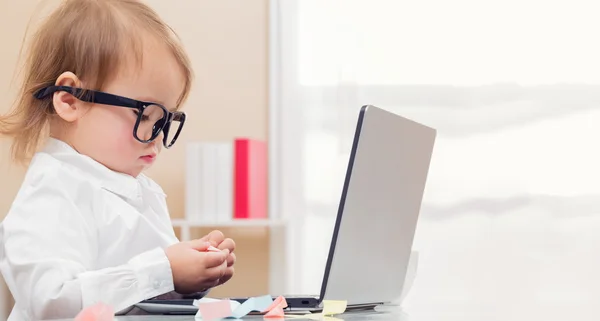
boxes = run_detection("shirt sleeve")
[0,179,175,320]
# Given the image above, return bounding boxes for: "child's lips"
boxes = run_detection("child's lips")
[140,154,156,163]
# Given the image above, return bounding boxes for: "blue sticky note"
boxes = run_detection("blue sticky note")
[230,295,274,318]
[253,295,274,312]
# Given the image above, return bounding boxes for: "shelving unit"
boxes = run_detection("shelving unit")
[172,218,286,240]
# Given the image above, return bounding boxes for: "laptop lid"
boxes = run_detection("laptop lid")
[317,105,436,306]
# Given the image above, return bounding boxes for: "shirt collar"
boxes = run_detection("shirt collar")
[41,138,143,200]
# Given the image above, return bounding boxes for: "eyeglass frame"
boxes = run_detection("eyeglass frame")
[33,85,186,148]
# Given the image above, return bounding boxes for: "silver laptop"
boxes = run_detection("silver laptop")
[136,105,436,314]
[282,105,436,310]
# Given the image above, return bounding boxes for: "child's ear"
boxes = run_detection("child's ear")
[52,71,84,122]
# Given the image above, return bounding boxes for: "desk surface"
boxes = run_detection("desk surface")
[125,309,405,321]
[49,302,600,321]
[52,306,408,321]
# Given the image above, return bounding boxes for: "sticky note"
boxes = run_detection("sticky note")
[264,306,285,318]
[230,295,273,318]
[322,300,347,315]
[252,295,275,311]
[193,295,342,320]
[197,300,232,321]
[262,296,287,319]
[207,245,221,252]
[195,295,276,319]
[263,296,287,312]
[74,302,114,321]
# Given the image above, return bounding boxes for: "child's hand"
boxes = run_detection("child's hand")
[165,239,229,294]
[200,230,236,285]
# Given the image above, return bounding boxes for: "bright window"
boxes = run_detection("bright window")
[273,0,600,318]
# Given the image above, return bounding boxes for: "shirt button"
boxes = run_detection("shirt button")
[153,280,161,289]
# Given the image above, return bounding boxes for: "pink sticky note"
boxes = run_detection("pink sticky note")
[74,302,114,321]
[207,246,221,252]
[264,306,285,318]
[199,300,232,321]
[262,296,287,314]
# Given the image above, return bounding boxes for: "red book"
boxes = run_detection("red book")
[234,138,268,219]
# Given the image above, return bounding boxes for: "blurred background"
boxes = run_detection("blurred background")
[2,0,600,320]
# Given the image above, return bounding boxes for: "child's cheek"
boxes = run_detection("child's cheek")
[124,122,141,147]
[111,119,140,157]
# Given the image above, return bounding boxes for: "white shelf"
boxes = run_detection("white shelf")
[171,218,286,228]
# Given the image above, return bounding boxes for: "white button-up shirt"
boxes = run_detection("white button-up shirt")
[0,138,179,320]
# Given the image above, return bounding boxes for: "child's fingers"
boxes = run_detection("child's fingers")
[200,272,221,289]
[203,230,225,246]
[204,257,229,280]
[207,245,221,252]
[217,238,236,252]
[188,240,213,251]
[216,266,235,286]
[203,249,229,268]
[226,252,236,267]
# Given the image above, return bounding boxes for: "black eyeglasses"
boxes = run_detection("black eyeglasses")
[33,85,186,149]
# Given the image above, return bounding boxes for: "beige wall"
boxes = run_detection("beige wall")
[0,0,270,316]
[144,0,269,218]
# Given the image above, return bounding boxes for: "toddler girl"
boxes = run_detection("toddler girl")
[0,0,236,320]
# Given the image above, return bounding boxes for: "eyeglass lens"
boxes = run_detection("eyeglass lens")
[136,104,166,142]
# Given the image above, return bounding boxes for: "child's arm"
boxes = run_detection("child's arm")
[0,190,174,320]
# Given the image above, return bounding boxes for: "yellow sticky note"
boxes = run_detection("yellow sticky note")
[322,300,347,316]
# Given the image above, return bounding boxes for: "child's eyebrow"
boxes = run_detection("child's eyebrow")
[135,96,168,107]
[134,96,178,112]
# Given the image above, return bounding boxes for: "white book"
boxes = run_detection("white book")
[185,142,203,222]
[185,141,235,225]
[215,142,234,223]
[201,143,218,224]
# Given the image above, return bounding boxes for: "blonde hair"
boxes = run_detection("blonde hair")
[0,0,193,164]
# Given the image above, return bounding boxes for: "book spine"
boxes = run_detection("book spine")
[201,143,217,223]
[250,139,267,219]
[234,138,268,219]
[234,139,250,219]
[185,142,203,222]
[216,141,234,223]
